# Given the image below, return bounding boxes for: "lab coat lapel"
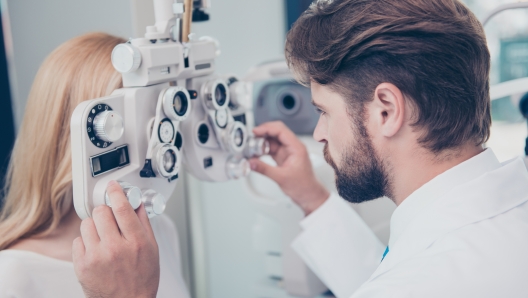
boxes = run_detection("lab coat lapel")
[368,157,528,281]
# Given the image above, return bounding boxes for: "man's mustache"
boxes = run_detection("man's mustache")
[323,143,338,171]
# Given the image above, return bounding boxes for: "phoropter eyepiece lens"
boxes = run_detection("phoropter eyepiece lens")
[163,87,191,121]
[234,128,244,147]
[163,149,176,172]
[173,91,188,116]
[282,95,296,110]
[215,84,227,107]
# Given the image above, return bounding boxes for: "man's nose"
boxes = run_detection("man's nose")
[313,116,327,143]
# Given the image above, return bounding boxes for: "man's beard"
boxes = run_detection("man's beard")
[323,120,392,203]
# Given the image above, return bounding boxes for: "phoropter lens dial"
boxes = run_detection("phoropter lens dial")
[163,87,191,121]
[152,143,180,178]
[215,109,228,128]
[203,79,230,110]
[87,104,124,148]
[158,118,175,143]
[163,150,176,172]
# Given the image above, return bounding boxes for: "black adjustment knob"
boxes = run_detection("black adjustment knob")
[140,159,156,178]
[188,90,198,100]
[520,93,528,119]
[227,77,238,86]
[192,8,210,22]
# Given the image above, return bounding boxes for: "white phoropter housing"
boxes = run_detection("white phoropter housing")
[180,74,270,181]
[71,0,268,219]
[71,83,191,219]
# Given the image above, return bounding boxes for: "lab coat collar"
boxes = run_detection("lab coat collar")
[370,152,528,281]
[388,149,500,248]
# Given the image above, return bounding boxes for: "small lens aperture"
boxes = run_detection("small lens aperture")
[163,149,176,172]
[174,92,188,116]
[282,95,296,110]
[215,84,227,107]
[234,128,244,147]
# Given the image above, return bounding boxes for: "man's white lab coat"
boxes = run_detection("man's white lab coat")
[293,149,528,298]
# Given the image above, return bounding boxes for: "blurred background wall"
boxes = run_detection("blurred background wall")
[2,1,528,297]
[0,0,289,294]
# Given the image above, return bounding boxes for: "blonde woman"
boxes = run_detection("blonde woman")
[0,32,190,298]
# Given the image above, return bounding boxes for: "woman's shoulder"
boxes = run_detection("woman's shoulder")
[0,250,40,297]
[0,250,35,277]
[0,250,82,298]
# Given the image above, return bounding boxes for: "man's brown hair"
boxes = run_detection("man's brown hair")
[286,0,491,153]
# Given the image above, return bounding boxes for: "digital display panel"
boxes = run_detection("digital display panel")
[90,145,130,177]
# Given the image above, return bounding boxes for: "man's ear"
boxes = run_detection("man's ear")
[370,83,405,138]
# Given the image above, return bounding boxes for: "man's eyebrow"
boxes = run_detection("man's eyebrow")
[311,98,324,109]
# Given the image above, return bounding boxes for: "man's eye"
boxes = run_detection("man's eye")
[316,108,326,115]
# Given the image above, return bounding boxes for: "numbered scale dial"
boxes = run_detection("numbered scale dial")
[158,119,175,143]
[87,104,124,148]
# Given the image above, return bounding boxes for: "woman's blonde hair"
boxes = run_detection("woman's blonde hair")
[0,32,125,250]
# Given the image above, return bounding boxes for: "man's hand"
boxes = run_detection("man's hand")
[250,121,330,215]
[72,181,160,298]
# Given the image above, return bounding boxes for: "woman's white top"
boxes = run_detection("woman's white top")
[0,214,190,298]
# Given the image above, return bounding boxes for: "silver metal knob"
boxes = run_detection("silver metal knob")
[142,189,166,218]
[111,43,141,73]
[226,157,250,179]
[105,181,142,210]
[93,111,124,142]
[244,136,270,158]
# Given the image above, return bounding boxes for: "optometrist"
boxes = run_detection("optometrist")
[71,0,528,297]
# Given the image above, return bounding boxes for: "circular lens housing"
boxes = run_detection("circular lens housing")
[215,84,227,107]
[163,149,176,172]
[277,92,301,116]
[215,109,228,128]
[152,143,180,178]
[204,79,230,110]
[163,87,191,121]
[158,119,175,143]
[234,128,244,147]
[222,122,247,153]
[173,91,188,116]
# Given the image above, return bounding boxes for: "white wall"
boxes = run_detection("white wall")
[131,0,286,78]
[5,0,134,129]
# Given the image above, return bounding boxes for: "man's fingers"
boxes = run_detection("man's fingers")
[92,205,121,241]
[135,204,156,243]
[107,180,144,240]
[249,158,282,182]
[80,218,100,250]
[253,121,298,147]
[72,236,86,263]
